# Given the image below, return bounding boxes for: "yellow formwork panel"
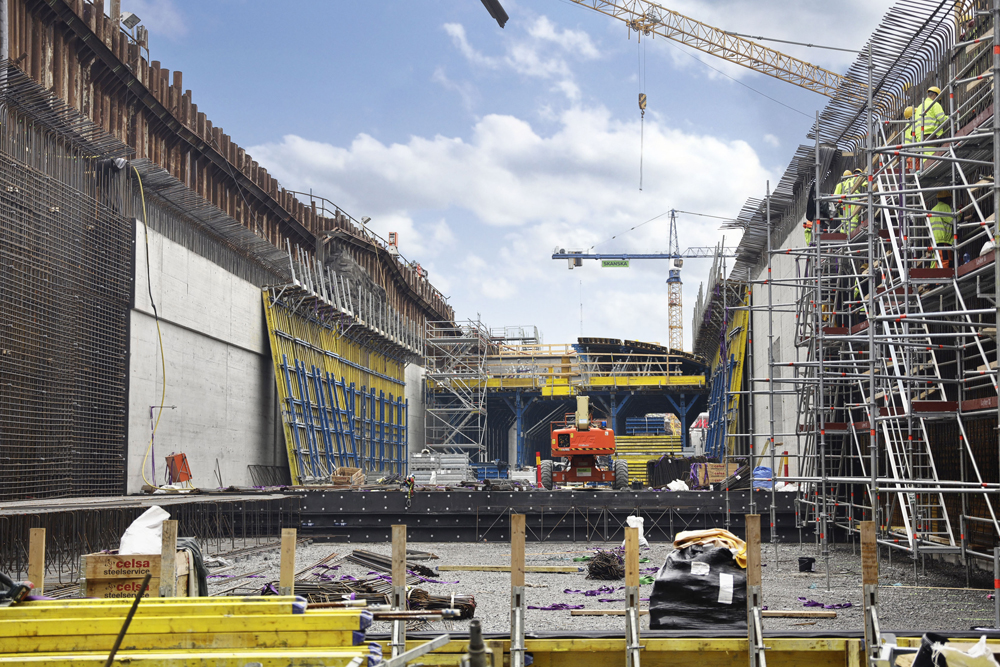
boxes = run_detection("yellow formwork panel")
[263,292,407,485]
[710,287,750,457]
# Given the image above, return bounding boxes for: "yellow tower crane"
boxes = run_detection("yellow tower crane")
[565,0,865,103]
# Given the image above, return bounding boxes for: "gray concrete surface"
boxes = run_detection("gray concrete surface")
[129,224,281,493]
[214,538,997,634]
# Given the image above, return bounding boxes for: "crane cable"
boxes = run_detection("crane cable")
[589,208,736,251]
[638,37,646,191]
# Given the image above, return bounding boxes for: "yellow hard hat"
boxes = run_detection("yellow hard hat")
[842,170,852,178]
[928,86,941,96]
[854,168,863,174]
[903,106,913,120]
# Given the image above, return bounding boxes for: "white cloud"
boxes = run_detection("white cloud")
[443,16,599,102]
[249,103,772,341]
[121,0,186,39]
[527,16,600,60]
[763,133,780,148]
[443,23,500,69]
[432,67,477,111]
[250,106,765,233]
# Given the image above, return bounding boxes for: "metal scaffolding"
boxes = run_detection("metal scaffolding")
[692,0,1000,584]
[424,319,493,458]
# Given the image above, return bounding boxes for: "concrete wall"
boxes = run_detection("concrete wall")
[749,214,808,477]
[128,223,281,492]
[405,363,425,455]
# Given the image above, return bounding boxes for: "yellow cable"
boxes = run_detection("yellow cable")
[133,166,169,490]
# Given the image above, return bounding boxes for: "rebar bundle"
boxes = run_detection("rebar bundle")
[586,550,624,580]
[346,549,437,578]
[408,588,476,619]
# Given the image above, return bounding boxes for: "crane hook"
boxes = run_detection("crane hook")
[638,93,647,117]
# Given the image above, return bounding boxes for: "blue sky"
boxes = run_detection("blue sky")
[122,0,894,349]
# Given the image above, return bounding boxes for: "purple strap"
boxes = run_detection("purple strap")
[527,603,585,610]
[798,596,852,609]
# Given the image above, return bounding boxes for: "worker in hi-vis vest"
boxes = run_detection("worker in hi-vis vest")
[902,105,917,170]
[929,190,954,269]
[831,170,853,231]
[915,86,948,161]
[847,168,866,234]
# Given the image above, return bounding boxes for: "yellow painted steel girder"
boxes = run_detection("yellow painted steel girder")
[587,375,705,388]
[370,636,869,667]
[568,0,865,104]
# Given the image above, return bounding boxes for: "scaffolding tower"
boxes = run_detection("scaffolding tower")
[424,319,493,459]
[695,0,1000,583]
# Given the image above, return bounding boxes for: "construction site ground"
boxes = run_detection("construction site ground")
[213,538,998,634]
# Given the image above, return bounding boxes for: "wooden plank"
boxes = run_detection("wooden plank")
[511,514,525,588]
[571,610,650,616]
[962,396,998,412]
[83,553,189,579]
[86,577,159,599]
[860,521,877,586]
[439,565,579,573]
[746,514,761,588]
[279,528,297,596]
[28,528,45,593]
[158,520,177,598]
[625,526,639,588]
[761,610,836,619]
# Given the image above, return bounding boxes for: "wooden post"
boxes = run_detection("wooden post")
[624,526,641,667]
[746,514,761,588]
[392,524,407,589]
[391,525,407,657]
[625,526,639,588]
[28,528,45,594]
[860,521,877,586]
[511,514,525,588]
[278,528,296,596]
[745,514,763,667]
[510,514,526,667]
[860,520,881,656]
[158,520,178,598]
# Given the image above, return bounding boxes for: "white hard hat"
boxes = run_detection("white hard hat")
[981,239,995,256]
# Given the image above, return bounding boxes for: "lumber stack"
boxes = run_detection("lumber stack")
[0,596,376,666]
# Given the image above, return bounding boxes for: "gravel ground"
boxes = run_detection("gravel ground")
[209,538,997,635]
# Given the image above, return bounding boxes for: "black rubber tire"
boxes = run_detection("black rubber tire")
[613,459,629,490]
[540,460,553,490]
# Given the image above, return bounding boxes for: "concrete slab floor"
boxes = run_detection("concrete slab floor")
[211,539,998,634]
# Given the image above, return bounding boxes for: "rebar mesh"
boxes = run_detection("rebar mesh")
[0,71,133,501]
